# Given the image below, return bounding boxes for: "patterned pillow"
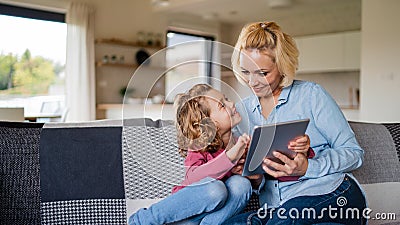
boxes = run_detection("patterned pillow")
[39,124,126,224]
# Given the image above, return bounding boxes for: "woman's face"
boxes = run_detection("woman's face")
[239,49,282,98]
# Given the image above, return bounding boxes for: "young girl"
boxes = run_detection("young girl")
[129,84,310,225]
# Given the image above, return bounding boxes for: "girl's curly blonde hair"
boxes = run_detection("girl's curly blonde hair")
[174,84,223,157]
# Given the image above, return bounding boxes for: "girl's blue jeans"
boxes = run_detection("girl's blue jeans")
[129,175,252,225]
[222,175,367,225]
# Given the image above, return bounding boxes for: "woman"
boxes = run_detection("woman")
[224,21,367,225]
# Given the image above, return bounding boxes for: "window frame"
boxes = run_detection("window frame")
[166,30,215,83]
[0,3,65,23]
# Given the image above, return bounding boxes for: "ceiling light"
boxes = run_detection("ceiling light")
[267,0,292,8]
[202,13,218,20]
[152,0,170,7]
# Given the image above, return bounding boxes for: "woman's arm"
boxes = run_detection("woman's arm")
[302,84,364,179]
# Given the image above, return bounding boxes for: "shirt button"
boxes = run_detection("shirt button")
[274,183,277,187]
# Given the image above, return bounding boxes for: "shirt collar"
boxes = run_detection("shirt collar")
[278,82,293,105]
[248,81,295,112]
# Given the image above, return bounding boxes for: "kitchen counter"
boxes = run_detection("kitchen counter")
[97,103,175,120]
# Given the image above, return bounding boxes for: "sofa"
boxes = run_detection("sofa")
[0,118,399,225]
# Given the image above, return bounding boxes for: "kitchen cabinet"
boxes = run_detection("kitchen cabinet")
[295,31,360,73]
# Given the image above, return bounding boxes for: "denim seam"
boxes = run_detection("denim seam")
[247,212,259,225]
[312,178,351,208]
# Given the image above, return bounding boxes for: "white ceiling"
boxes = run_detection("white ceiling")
[152,0,361,36]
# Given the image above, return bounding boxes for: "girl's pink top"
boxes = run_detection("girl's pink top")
[171,148,235,194]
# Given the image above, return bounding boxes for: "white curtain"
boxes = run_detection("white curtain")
[65,3,95,122]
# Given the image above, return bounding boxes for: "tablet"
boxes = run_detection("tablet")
[241,118,310,176]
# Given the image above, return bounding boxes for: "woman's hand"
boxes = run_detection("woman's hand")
[288,134,310,155]
[262,151,308,178]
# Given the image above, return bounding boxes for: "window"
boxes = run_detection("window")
[0,3,66,120]
[164,30,215,103]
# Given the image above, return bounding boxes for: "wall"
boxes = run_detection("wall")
[360,0,400,122]
[297,72,360,107]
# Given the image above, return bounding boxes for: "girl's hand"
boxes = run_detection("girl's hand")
[226,134,250,163]
[288,134,310,156]
[231,158,263,189]
[231,158,245,175]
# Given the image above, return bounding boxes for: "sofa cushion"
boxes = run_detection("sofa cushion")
[123,123,184,199]
[350,122,400,184]
[0,122,43,225]
[39,123,126,224]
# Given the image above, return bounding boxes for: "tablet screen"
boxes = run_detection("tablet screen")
[242,118,310,176]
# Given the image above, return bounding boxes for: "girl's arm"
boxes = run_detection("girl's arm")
[182,150,235,185]
[183,134,250,185]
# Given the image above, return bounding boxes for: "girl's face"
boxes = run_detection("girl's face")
[239,49,282,98]
[205,89,241,135]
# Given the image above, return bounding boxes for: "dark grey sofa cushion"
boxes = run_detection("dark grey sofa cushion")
[350,122,400,184]
[0,122,43,225]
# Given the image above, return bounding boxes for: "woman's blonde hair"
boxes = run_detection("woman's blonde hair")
[174,84,223,157]
[231,21,299,87]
